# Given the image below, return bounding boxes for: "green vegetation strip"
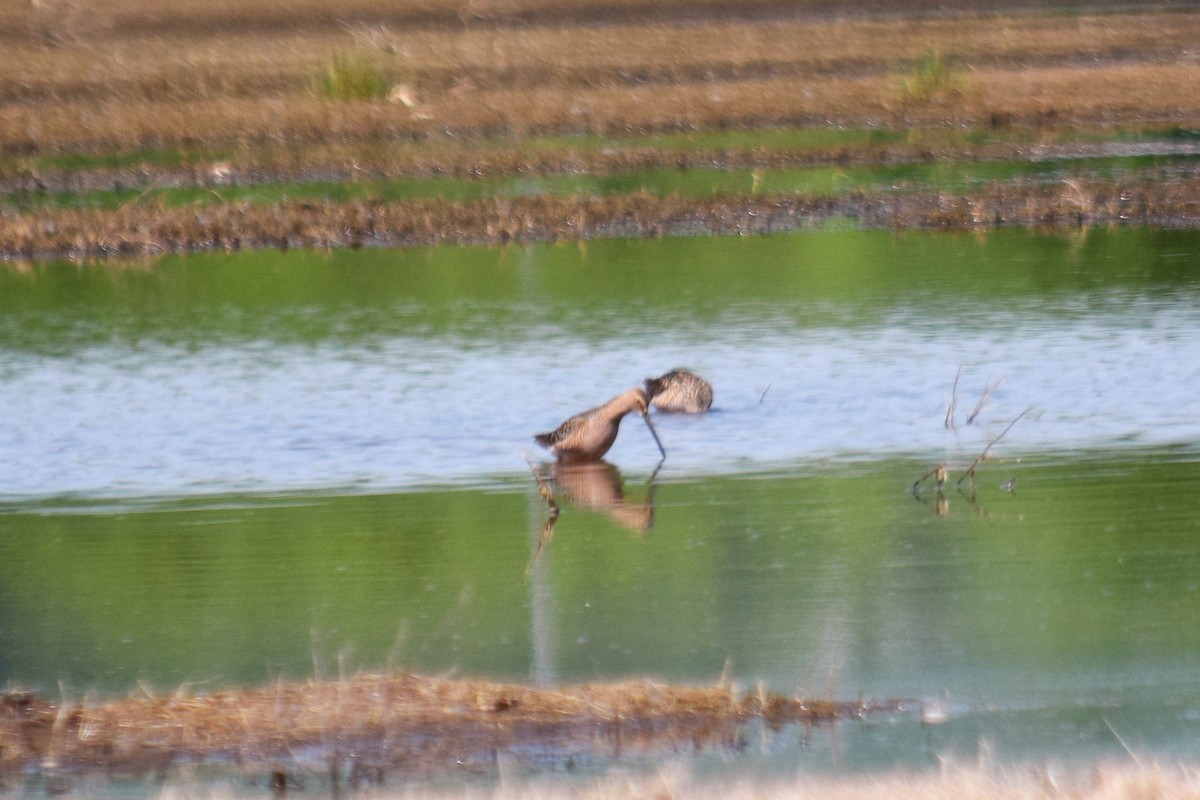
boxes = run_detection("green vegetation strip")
[6,153,1198,214]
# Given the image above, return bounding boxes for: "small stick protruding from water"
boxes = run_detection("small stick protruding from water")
[910,463,949,494]
[966,376,1005,425]
[759,383,772,404]
[945,366,962,430]
[718,657,735,690]
[956,406,1034,487]
[1103,716,1143,768]
[641,412,667,460]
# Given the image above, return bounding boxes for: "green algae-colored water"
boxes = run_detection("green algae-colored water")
[3,226,1200,787]
[4,455,1199,701]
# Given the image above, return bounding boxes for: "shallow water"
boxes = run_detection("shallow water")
[2,227,1200,787]
[2,228,1199,498]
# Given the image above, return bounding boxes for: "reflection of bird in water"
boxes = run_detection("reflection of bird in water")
[553,460,656,532]
[534,388,665,462]
[644,369,713,413]
[525,458,661,575]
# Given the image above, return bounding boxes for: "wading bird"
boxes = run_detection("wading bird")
[534,388,666,462]
[644,369,713,413]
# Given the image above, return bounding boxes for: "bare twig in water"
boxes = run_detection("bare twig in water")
[1103,716,1143,768]
[759,383,772,404]
[956,406,1035,488]
[966,376,1005,425]
[945,366,962,430]
[910,463,948,494]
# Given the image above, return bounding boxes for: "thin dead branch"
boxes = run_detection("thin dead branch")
[956,406,1035,488]
[909,462,948,494]
[945,366,961,430]
[1103,716,1144,769]
[966,376,1004,425]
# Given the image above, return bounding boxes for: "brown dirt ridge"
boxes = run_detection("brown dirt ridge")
[5,184,1200,263]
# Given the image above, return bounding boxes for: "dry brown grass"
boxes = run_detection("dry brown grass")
[3,181,1198,262]
[4,4,1200,156]
[320,761,1200,800]
[3,0,1176,42]
[6,60,1200,159]
[0,673,897,781]
[7,675,1200,796]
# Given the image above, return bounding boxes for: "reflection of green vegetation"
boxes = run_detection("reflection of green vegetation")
[2,452,1199,696]
[0,489,535,690]
[1,226,1198,353]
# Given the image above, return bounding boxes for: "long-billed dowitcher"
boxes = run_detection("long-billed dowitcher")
[643,369,713,413]
[534,388,666,462]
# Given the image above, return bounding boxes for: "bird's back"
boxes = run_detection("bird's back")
[645,369,713,413]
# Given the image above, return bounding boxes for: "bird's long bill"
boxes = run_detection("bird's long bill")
[641,412,667,460]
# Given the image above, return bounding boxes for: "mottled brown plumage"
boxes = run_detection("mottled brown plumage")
[534,388,664,462]
[644,369,713,413]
